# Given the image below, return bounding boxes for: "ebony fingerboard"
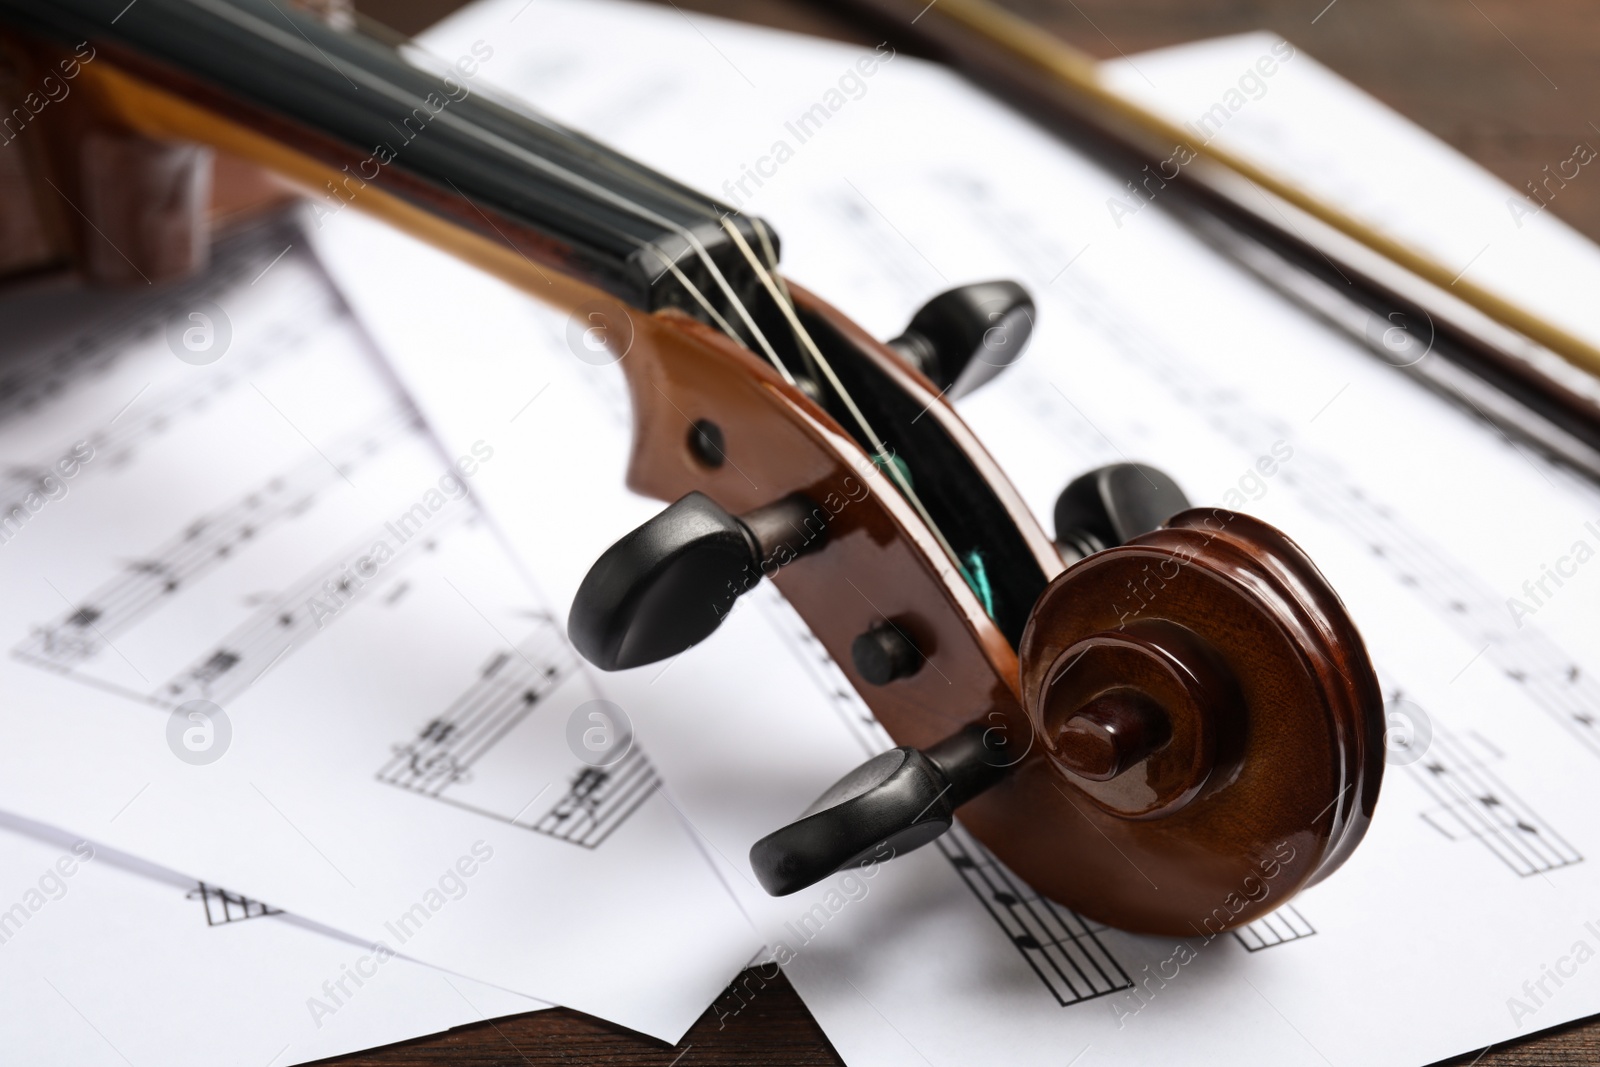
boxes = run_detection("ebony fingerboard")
[2,0,764,309]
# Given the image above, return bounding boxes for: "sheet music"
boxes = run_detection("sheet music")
[318,1,1600,1064]
[0,220,757,1042]
[0,814,544,1066]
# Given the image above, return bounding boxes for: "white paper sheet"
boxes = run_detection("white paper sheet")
[318,3,1600,1064]
[0,222,757,1042]
[1101,32,1600,390]
[0,813,543,1066]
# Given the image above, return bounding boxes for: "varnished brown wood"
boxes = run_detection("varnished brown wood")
[609,276,1048,757]
[74,129,211,281]
[294,971,1600,1067]
[600,265,1378,937]
[1013,508,1383,933]
[599,270,1380,936]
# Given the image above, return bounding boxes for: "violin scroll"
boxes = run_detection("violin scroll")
[748,470,1385,933]
[992,506,1384,932]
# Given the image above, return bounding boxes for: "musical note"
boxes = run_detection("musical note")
[376,617,656,848]
[159,495,472,708]
[378,629,569,799]
[1407,727,1581,877]
[531,749,659,849]
[939,823,1133,1006]
[186,881,281,926]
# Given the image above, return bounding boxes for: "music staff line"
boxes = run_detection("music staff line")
[159,497,475,709]
[14,483,475,711]
[377,621,659,848]
[532,750,659,848]
[14,405,418,679]
[378,645,565,798]
[1401,723,1581,877]
[382,749,660,849]
[0,218,313,427]
[1035,271,1600,767]
[940,823,1133,1006]
[950,176,1600,768]
[0,273,341,528]
[187,881,282,927]
[1233,905,1316,952]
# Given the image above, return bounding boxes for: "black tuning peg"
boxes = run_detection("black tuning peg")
[887,281,1034,400]
[1053,463,1190,562]
[568,491,822,671]
[749,722,1013,896]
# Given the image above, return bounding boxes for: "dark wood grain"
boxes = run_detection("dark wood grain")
[1012,509,1384,931]
[322,0,1600,1063]
[307,970,845,1066]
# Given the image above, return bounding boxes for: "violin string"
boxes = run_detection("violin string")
[643,247,799,388]
[752,220,789,300]
[717,217,966,574]
[660,233,799,386]
[751,219,821,385]
[645,251,741,339]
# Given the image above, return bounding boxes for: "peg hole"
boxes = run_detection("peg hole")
[688,419,726,468]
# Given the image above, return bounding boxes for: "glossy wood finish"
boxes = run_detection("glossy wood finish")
[1013,509,1383,933]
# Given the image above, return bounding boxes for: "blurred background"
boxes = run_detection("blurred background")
[5,0,1590,285]
[354,0,1600,243]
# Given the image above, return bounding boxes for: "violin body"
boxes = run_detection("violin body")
[0,0,1384,934]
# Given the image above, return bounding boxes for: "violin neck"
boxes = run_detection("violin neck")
[4,0,772,313]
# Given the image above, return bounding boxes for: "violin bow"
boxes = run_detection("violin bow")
[823,0,1600,481]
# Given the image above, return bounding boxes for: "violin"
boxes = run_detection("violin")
[1,0,1383,935]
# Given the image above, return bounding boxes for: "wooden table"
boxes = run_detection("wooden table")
[323,0,1600,1062]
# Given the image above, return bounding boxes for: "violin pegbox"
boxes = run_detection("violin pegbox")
[566,267,1384,935]
[568,280,1037,675]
